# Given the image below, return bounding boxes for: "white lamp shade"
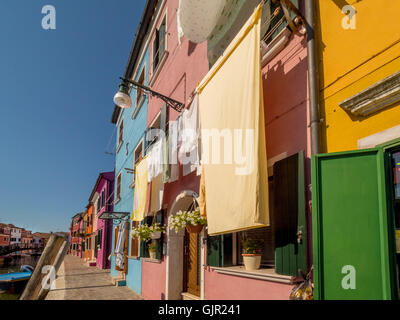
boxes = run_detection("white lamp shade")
[178,0,227,43]
[113,91,132,109]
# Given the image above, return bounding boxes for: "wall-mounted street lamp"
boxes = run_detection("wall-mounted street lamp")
[113,77,185,112]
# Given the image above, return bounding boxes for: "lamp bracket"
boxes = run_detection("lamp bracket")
[120,77,185,113]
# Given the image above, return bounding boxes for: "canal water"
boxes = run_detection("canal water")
[0,255,41,300]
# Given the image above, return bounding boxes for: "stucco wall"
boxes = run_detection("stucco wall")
[111,48,150,295]
[204,269,293,300]
[141,0,209,300]
[141,259,167,300]
[316,0,400,153]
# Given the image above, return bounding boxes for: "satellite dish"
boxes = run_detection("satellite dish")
[178,0,227,44]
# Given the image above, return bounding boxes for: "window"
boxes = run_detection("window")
[136,67,146,108]
[207,152,307,277]
[130,221,140,257]
[135,142,143,165]
[97,197,100,213]
[152,17,167,72]
[118,119,124,149]
[263,0,300,45]
[146,109,164,151]
[131,141,144,187]
[116,173,122,202]
[101,190,105,208]
[98,229,102,250]
[139,211,164,260]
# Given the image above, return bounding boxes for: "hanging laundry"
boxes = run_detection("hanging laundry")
[179,94,201,176]
[115,221,127,269]
[197,4,269,235]
[177,6,184,45]
[207,0,270,66]
[150,174,164,214]
[132,157,149,222]
[198,165,207,217]
[162,134,170,184]
[168,118,180,183]
[178,0,227,43]
[147,138,164,182]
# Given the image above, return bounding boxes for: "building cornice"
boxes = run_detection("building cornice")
[339,71,400,116]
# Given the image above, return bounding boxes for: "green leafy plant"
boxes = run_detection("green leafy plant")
[168,210,207,233]
[131,223,165,241]
[242,237,264,255]
[148,241,157,252]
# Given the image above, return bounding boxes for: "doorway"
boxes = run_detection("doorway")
[183,230,201,297]
[165,190,202,300]
[388,148,400,295]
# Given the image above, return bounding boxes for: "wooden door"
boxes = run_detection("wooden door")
[184,231,200,297]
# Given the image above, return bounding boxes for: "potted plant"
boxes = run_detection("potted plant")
[131,223,166,241]
[148,241,157,259]
[241,237,264,271]
[168,210,207,234]
[149,223,165,240]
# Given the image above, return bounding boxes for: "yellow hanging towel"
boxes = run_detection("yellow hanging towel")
[197,4,269,235]
[132,157,149,221]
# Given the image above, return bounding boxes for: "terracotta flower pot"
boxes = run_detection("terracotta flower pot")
[242,254,262,271]
[186,224,203,233]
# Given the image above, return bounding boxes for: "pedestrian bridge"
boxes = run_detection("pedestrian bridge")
[0,243,45,256]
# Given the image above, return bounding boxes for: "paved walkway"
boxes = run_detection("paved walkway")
[46,255,143,300]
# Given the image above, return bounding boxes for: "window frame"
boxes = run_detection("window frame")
[117,119,124,153]
[136,66,146,107]
[116,172,122,203]
[152,14,167,74]
[206,151,307,278]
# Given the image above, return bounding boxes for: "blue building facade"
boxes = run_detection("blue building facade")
[110,47,150,295]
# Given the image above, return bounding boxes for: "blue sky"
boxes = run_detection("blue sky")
[0,0,145,233]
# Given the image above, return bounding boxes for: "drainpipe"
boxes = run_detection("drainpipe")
[305,0,320,156]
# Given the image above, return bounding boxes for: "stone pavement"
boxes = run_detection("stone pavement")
[46,255,143,300]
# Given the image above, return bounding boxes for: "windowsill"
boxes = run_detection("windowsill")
[210,266,294,284]
[127,256,140,260]
[149,50,169,87]
[143,258,162,264]
[114,197,121,205]
[116,141,123,154]
[129,182,135,189]
[132,96,146,119]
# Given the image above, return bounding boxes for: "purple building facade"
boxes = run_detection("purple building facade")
[89,171,114,269]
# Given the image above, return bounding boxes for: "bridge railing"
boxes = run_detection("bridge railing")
[0,243,45,255]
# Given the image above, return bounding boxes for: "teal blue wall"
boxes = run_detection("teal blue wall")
[111,48,149,294]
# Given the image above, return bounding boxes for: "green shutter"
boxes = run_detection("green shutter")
[273,151,307,277]
[207,235,222,267]
[155,210,164,260]
[312,148,396,300]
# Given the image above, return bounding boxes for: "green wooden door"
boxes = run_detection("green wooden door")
[312,148,396,300]
[273,151,307,277]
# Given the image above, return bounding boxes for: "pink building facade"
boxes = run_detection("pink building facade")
[112,0,312,300]
[141,0,208,300]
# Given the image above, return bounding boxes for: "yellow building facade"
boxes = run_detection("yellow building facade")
[316,0,400,152]
[312,0,400,299]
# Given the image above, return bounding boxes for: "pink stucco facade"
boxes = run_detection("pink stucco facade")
[141,0,209,300]
[203,33,310,300]
[204,268,293,300]
[140,0,310,300]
